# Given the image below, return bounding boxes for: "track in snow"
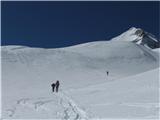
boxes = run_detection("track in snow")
[56,92,89,120]
[5,97,57,118]
[4,92,89,120]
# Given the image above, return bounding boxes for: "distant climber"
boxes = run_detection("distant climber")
[55,80,60,92]
[106,71,109,76]
[51,83,56,92]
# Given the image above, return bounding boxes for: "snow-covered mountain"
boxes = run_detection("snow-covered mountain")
[112,27,160,49]
[1,27,159,119]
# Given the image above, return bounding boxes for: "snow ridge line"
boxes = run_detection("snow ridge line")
[56,92,89,120]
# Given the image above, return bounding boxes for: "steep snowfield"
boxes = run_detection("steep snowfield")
[68,68,159,119]
[1,28,159,119]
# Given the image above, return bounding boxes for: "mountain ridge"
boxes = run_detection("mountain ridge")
[2,27,159,50]
[111,27,159,49]
[2,28,159,78]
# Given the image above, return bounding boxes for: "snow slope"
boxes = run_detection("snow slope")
[68,68,159,119]
[1,27,159,119]
[153,48,160,55]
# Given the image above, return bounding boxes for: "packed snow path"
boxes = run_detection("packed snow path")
[56,92,89,120]
[4,91,89,120]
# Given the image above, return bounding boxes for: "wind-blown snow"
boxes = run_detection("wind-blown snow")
[1,27,159,119]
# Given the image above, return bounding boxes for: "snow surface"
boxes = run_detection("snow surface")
[1,28,159,119]
[153,48,160,54]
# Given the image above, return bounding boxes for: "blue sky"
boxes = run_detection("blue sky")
[2,1,159,48]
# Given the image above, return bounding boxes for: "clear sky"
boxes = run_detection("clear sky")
[2,1,159,48]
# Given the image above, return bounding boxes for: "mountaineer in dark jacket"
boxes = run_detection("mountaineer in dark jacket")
[51,83,56,92]
[106,71,109,76]
[55,80,60,92]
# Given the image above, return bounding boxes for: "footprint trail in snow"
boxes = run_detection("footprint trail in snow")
[4,92,89,120]
[56,92,89,120]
